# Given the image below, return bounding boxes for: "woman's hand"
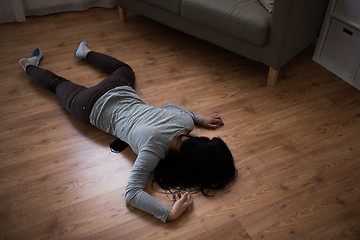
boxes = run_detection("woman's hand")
[202,114,224,129]
[167,192,194,221]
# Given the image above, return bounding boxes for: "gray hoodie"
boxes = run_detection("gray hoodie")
[89,86,203,222]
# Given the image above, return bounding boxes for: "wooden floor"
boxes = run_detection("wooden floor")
[1,8,360,240]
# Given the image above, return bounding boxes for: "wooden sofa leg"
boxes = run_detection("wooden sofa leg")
[118,7,127,22]
[267,67,279,86]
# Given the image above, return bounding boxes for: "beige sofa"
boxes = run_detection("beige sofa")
[117,0,329,85]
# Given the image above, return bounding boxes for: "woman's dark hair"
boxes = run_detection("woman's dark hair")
[153,135,238,197]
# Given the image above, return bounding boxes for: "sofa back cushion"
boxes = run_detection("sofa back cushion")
[181,0,270,46]
[143,0,181,14]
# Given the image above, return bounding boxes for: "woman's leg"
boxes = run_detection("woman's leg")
[23,47,135,123]
[26,66,90,122]
[75,42,135,88]
[85,51,135,87]
[69,50,136,122]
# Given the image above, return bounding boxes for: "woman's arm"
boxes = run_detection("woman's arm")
[125,149,195,222]
[125,150,171,222]
[163,103,224,129]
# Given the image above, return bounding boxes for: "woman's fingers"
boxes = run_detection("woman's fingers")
[173,192,194,206]
[203,114,224,128]
[168,192,195,221]
[179,192,194,207]
[212,114,224,125]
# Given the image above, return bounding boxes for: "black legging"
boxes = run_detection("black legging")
[26,52,135,123]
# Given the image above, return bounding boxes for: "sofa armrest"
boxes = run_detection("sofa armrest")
[264,0,328,69]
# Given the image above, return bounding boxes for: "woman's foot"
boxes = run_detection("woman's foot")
[19,48,43,72]
[75,42,91,59]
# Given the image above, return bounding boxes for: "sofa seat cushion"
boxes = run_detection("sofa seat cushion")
[181,0,270,46]
[143,0,181,14]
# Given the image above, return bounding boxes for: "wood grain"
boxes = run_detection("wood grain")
[1,8,360,240]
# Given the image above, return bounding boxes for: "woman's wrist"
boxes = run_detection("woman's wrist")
[167,208,182,222]
[167,209,175,221]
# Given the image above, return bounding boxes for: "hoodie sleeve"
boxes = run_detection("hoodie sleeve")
[125,150,171,222]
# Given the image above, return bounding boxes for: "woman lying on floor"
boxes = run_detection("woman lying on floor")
[19,42,238,222]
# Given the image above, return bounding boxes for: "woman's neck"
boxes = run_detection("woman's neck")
[170,131,190,152]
